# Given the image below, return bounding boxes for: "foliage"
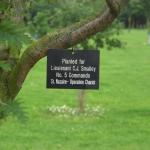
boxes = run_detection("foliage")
[78,21,124,50]
[140,0,150,20]
[25,0,106,37]
[0,19,31,70]
[0,61,11,72]
[0,20,31,56]
[0,0,31,70]
[119,0,150,28]
[0,100,28,121]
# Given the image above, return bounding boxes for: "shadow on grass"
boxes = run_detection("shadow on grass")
[0,99,28,123]
[112,108,150,118]
[125,109,150,117]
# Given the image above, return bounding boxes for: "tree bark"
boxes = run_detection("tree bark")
[0,79,10,104]
[0,0,129,102]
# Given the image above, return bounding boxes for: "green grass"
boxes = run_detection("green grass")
[0,29,150,150]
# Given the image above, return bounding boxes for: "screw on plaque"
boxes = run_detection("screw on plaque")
[72,46,75,55]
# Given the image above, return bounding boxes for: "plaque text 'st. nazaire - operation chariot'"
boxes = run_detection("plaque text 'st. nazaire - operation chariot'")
[47,49,100,89]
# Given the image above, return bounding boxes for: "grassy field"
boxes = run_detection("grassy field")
[0,30,150,150]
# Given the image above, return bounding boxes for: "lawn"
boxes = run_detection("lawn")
[0,30,150,150]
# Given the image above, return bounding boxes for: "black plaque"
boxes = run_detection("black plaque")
[47,49,100,89]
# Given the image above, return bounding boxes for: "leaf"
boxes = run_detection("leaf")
[0,61,11,71]
[0,1,9,11]
[0,20,32,57]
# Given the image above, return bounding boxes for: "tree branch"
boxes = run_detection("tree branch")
[8,0,129,99]
[106,0,129,15]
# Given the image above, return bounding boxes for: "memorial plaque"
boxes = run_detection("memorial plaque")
[47,49,100,89]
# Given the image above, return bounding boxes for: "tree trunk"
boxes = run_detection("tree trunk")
[147,19,150,44]
[0,80,10,103]
[78,90,86,113]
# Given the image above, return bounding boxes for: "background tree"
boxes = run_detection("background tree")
[119,0,146,28]
[119,0,150,29]
[140,0,150,22]
[0,0,129,104]
[140,0,150,44]
[119,0,150,43]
